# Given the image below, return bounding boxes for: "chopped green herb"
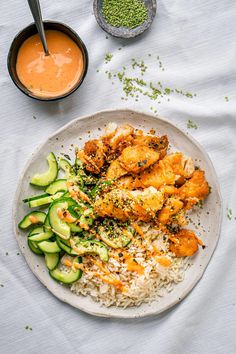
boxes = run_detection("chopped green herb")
[105,53,113,63]
[137,159,147,167]
[187,120,198,130]
[225,96,229,102]
[227,208,233,220]
[102,55,196,105]
[102,0,148,29]
[62,154,71,161]
[25,325,33,331]
[0,284,4,287]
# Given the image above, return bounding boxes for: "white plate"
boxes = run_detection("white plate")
[13,109,222,318]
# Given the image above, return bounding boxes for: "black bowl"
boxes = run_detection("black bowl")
[93,0,157,39]
[7,21,89,101]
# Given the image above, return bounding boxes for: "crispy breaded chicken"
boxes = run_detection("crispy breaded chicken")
[77,139,106,174]
[115,175,141,190]
[137,153,195,189]
[94,187,164,222]
[130,187,164,212]
[133,134,169,159]
[102,123,134,160]
[178,170,209,208]
[94,189,147,222]
[169,229,199,257]
[119,145,160,173]
[106,144,160,180]
[163,153,194,179]
[106,159,128,180]
[158,197,184,224]
[139,160,176,189]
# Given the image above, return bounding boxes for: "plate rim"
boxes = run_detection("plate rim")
[12,108,223,319]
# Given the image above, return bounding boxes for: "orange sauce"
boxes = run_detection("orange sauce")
[16,30,84,98]
[28,215,38,224]
[126,258,144,275]
[155,256,172,267]
[57,208,77,223]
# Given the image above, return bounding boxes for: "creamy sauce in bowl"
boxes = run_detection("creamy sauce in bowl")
[16,30,84,98]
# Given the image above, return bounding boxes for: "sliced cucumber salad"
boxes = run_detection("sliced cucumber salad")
[19,151,133,286]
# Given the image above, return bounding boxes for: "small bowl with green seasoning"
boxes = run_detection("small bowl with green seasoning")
[93,0,156,39]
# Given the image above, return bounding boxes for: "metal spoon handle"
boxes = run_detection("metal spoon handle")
[27,0,49,55]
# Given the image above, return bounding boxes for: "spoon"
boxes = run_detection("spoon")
[27,0,49,55]
[93,0,157,39]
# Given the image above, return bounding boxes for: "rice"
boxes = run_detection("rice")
[70,223,190,308]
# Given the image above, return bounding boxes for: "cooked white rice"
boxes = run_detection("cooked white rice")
[69,224,190,308]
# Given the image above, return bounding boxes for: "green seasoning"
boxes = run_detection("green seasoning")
[187,119,198,129]
[101,54,196,108]
[102,0,148,29]
[105,53,113,63]
[227,208,233,220]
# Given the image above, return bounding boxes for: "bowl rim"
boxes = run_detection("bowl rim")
[93,0,157,39]
[7,20,89,102]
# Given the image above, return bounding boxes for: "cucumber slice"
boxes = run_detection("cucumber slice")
[23,193,49,203]
[79,209,94,228]
[62,192,70,198]
[73,240,109,262]
[56,236,76,255]
[59,158,75,178]
[44,213,51,231]
[68,204,84,218]
[28,226,44,236]
[70,223,82,233]
[28,239,43,255]
[45,179,68,195]
[29,192,64,208]
[45,253,60,270]
[99,229,132,249]
[49,257,82,284]
[18,211,46,229]
[28,229,54,242]
[48,198,77,239]
[31,152,58,187]
[37,241,61,253]
[75,157,83,168]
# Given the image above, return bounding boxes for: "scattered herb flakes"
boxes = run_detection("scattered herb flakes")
[227,208,233,220]
[224,96,229,102]
[187,120,198,130]
[5,252,8,256]
[131,58,147,75]
[33,116,36,120]
[17,252,20,256]
[105,53,113,63]
[62,154,71,161]
[0,284,4,288]
[102,55,197,105]
[25,326,33,331]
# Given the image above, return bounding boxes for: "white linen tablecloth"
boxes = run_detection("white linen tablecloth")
[1,1,236,353]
